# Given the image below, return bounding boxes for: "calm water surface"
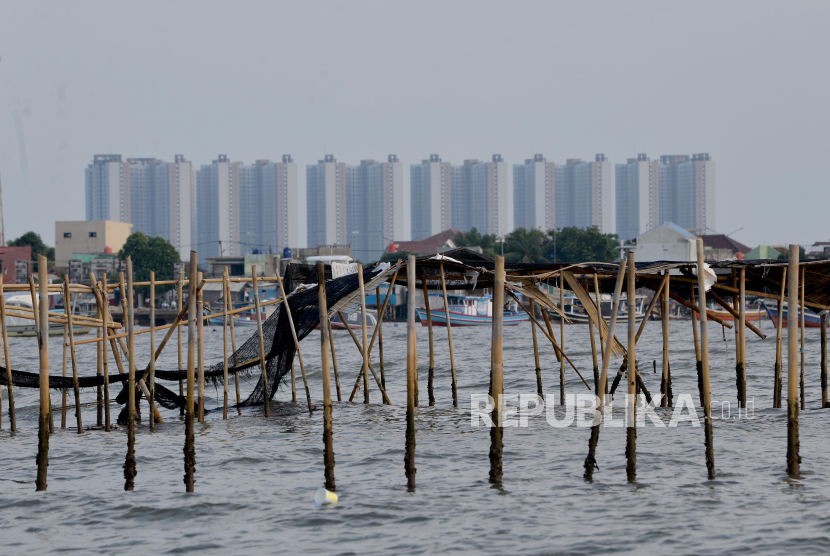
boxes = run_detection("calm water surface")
[1,317,829,555]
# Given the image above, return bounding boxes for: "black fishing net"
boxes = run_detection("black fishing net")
[0,263,398,412]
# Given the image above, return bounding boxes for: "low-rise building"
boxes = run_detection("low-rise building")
[633,222,697,262]
[0,246,32,284]
[55,220,133,267]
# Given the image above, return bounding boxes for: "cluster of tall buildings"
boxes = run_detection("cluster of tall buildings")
[84,151,714,263]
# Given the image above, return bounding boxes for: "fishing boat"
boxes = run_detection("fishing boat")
[761,300,823,328]
[545,292,647,324]
[4,293,91,337]
[694,299,766,322]
[416,294,529,327]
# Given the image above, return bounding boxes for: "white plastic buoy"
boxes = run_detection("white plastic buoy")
[314,488,338,506]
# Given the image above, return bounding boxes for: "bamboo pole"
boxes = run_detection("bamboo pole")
[252,269,270,417]
[274,266,312,413]
[530,299,544,400]
[318,262,336,491]
[149,271,156,429]
[695,240,715,480]
[489,255,505,485]
[197,271,205,422]
[689,283,703,407]
[821,312,827,408]
[739,268,747,409]
[63,281,82,433]
[584,259,626,481]
[439,263,457,407]
[800,266,806,410]
[340,311,392,405]
[405,255,417,491]
[376,286,386,392]
[30,275,53,434]
[559,274,565,405]
[90,274,111,431]
[178,268,185,415]
[661,271,671,408]
[787,245,800,475]
[594,274,606,365]
[227,273,240,413]
[328,318,341,401]
[35,255,50,491]
[635,272,668,344]
[124,257,137,491]
[61,320,67,429]
[222,269,229,419]
[587,287,599,394]
[184,252,197,492]
[0,277,16,432]
[96,285,103,428]
[625,251,637,482]
[706,290,765,339]
[774,269,787,408]
[358,264,370,405]
[422,276,435,406]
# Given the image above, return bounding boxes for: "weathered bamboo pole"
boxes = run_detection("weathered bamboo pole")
[328,318,341,401]
[89,275,111,431]
[773,269,787,408]
[30,275,53,433]
[439,263,457,407]
[96,286,103,428]
[530,299,544,399]
[61,321,67,428]
[661,271,671,408]
[707,290,765,339]
[587,288,599,394]
[376,286,385,393]
[318,262,336,491]
[626,251,637,482]
[274,267,312,413]
[695,240,715,480]
[222,269,229,419]
[405,255,417,491]
[584,259,626,481]
[124,257,137,491]
[184,252,197,492]
[0,277,16,432]
[340,311,392,404]
[227,273,240,413]
[197,271,205,422]
[594,273,606,368]
[178,268,185,415]
[559,274,565,405]
[358,264,370,405]
[690,283,703,407]
[787,245,800,475]
[800,266,806,411]
[35,255,50,491]
[252,269,270,417]
[821,312,827,408]
[149,271,156,429]
[489,255,505,484]
[634,272,668,344]
[63,282,82,433]
[737,268,746,408]
[422,276,435,406]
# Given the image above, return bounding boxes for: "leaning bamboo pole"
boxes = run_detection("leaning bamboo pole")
[773,269,787,408]
[626,251,637,483]
[357,264,370,405]
[422,276,435,406]
[328,318,341,401]
[489,255,505,484]
[0,277,16,432]
[405,254,417,491]
[787,244,800,475]
[252,269,271,417]
[340,311,392,405]
[376,286,386,392]
[318,262,336,491]
[274,267,312,413]
[89,274,111,431]
[594,273,606,369]
[439,263,457,407]
[695,240,715,480]
[63,281,82,433]
[35,255,50,491]
[124,257,137,491]
[184,252,197,492]
[530,299,543,400]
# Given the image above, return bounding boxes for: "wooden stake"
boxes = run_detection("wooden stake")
[30,275,53,434]
[92,274,112,431]
[739,267,747,408]
[773,268,787,408]
[800,266,806,410]
[63,282,82,433]
[149,271,156,429]
[274,266,312,413]
[178,268,185,415]
[422,276,435,406]
[328,318,341,401]
[184,252,197,492]
[594,273,606,367]
[625,251,637,482]
[318,262,336,491]
[376,286,385,391]
[787,244,800,475]
[439,263,457,407]
[124,257,137,491]
[690,283,703,408]
[96,284,103,428]
[0,277,16,432]
[695,240,715,480]
[405,255,417,490]
[61,320,67,429]
[530,299,544,400]
[340,311,392,404]
[221,269,229,419]
[197,271,205,422]
[226,270,240,411]
[821,312,827,408]
[357,264,370,404]
[661,271,671,408]
[35,255,50,491]
[252,268,270,417]
[559,273,565,405]
[489,255,505,485]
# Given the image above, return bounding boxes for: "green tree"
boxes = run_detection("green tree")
[545,226,620,263]
[379,250,412,263]
[778,246,806,260]
[8,231,55,262]
[504,227,548,263]
[117,232,181,294]
[454,227,499,259]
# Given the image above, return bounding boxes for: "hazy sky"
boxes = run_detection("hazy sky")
[1,0,828,249]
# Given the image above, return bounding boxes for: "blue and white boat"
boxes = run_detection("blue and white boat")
[761,300,823,328]
[416,294,529,327]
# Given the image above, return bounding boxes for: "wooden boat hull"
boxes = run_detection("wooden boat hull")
[6,323,91,337]
[416,308,528,327]
[761,301,822,328]
[694,309,765,322]
[546,311,645,325]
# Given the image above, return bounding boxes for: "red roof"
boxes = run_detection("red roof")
[699,234,751,255]
[387,229,462,255]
